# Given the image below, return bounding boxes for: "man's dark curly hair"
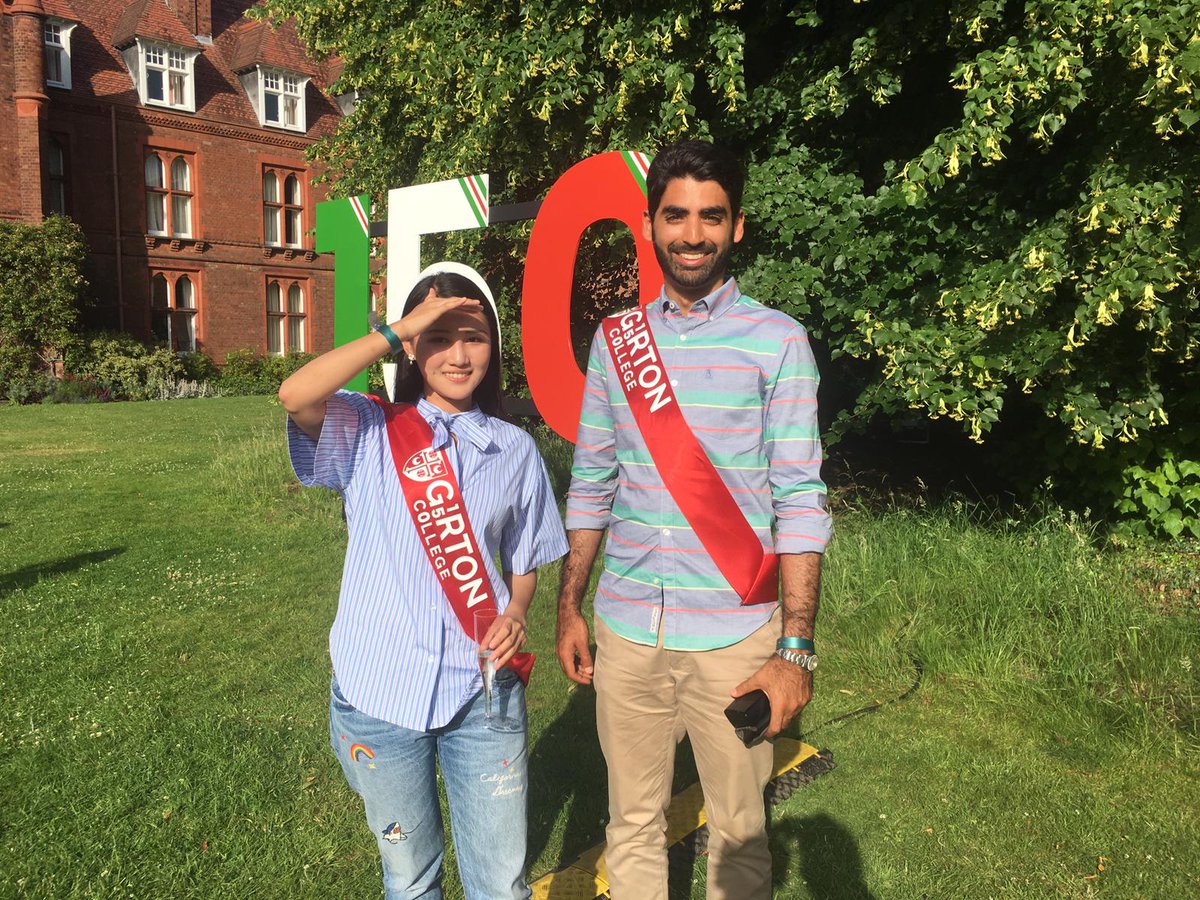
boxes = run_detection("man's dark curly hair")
[646,140,745,218]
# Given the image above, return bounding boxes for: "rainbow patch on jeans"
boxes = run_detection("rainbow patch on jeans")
[349,743,375,763]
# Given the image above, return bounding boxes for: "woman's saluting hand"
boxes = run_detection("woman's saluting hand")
[392,289,482,344]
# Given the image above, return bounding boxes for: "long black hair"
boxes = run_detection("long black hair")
[393,271,504,418]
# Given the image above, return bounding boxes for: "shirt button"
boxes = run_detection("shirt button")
[670,379,678,387]
[680,334,688,342]
[662,528,670,537]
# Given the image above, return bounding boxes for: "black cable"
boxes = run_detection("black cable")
[799,654,923,739]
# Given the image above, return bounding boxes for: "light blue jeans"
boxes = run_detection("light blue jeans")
[329,676,531,900]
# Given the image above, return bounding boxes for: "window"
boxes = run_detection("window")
[147,44,188,107]
[145,151,194,237]
[123,40,197,112]
[46,138,68,216]
[43,20,77,89]
[151,272,199,351]
[264,70,301,128]
[241,67,308,132]
[262,168,303,247]
[267,279,306,354]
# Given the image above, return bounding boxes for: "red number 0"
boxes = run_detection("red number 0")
[521,151,661,441]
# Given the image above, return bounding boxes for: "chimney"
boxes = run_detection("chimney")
[174,0,213,39]
[10,0,48,222]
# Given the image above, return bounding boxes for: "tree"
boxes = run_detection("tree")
[0,216,90,385]
[263,0,1200,522]
[739,0,1200,518]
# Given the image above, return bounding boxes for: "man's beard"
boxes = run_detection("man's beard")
[652,238,734,295]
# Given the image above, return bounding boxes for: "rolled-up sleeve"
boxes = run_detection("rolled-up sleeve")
[765,325,833,554]
[501,439,570,575]
[286,390,371,492]
[565,328,618,530]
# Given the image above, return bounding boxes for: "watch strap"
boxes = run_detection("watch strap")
[777,636,814,652]
[375,322,404,355]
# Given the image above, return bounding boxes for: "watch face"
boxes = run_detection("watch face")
[806,654,819,671]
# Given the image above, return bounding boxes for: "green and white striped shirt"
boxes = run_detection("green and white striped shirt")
[566,278,832,650]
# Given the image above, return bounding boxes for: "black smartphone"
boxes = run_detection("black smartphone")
[724,689,771,747]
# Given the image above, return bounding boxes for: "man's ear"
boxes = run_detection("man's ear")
[732,209,745,244]
[642,208,653,242]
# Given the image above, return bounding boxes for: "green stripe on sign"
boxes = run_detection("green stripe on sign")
[470,174,489,213]
[621,151,648,196]
[458,177,486,228]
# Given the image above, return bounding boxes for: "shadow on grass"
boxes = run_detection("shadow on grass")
[0,547,126,598]
[772,813,875,899]
[527,684,609,872]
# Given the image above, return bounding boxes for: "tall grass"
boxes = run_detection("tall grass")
[822,499,1198,752]
[2,398,1197,898]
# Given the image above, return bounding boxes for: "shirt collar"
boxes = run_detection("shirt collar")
[656,276,741,321]
[416,397,494,452]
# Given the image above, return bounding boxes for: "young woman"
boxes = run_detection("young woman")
[279,264,567,899]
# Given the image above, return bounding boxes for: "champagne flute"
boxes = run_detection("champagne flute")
[473,609,522,733]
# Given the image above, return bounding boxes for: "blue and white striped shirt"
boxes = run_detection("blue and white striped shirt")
[566,278,832,651]
[288,393,568,731]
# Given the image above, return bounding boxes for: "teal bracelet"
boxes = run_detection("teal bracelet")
[777,636,815,652]
[375,322,404,355]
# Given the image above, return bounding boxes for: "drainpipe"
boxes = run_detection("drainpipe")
[111,105,124,330]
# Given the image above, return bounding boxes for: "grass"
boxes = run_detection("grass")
[1,397,1197,898]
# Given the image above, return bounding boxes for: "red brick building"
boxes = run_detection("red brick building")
[0,0,344,361]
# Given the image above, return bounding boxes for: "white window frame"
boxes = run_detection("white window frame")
[151,271,200,352]
[122,39,199,112]
[240,66,309,133]
[266,278,307,355]
[144,150,195,238]
[262,167,305,248]
[43,19,78,90]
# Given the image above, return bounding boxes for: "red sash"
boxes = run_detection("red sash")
[368,397,535,685]
[602,309,778,605]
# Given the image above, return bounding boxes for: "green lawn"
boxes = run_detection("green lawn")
[1,397,1196,898]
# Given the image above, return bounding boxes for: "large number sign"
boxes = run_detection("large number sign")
[316,151,660,440]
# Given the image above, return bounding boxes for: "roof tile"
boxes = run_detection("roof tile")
[112,0,200,50]
[228,18,318,77]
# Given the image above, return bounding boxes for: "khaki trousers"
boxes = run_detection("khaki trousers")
[594,611,779,900]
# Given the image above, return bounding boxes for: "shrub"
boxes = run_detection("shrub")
[50,372,111,404]
[3,374,58,405]
[63,331,205,401]
[179,351,219,384]
[1117,453,1200,540]
[0,216,90,386]
[150,378,217,401]
[216,349,316,396]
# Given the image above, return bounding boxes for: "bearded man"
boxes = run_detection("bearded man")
[556,139,832,900]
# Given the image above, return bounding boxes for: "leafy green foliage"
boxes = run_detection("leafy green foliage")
[257,0,746,198]
[0,216,90,385]
[262,0,1200,525]
[218,348,318,396]
[736,0,1200,529]
[63,331,187,401]
[1117,453,1200,539]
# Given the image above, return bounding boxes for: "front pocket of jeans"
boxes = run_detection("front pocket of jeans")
[330,678,356,712]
